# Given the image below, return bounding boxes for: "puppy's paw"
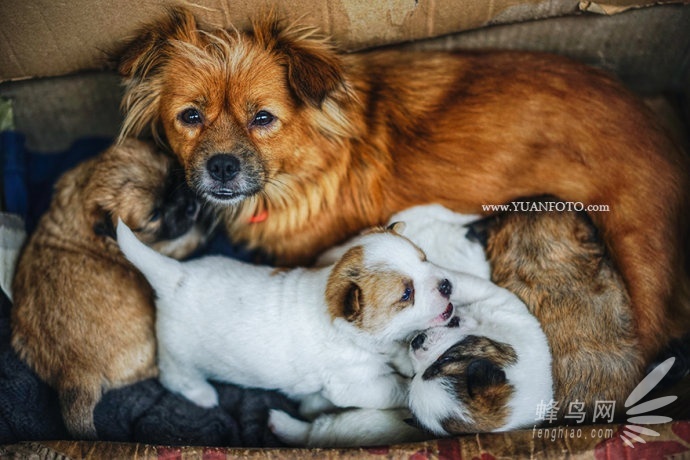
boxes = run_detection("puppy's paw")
[298,393,336,420]
[182,382,219,408]
[268,409,311,446]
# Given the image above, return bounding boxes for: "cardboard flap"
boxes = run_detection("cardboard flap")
[0,0,677,83]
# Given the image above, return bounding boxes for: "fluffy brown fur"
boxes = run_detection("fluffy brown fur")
[117,8,690,360]
[476,205,645,419]
[11,139,212,439]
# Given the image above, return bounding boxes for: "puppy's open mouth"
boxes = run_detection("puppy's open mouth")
[439,303,454,322]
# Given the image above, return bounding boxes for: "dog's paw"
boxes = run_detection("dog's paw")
[182,383,219,408]
[298,393,336,420]
[268,409,311,446]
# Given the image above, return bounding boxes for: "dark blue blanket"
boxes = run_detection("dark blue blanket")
[0,133,296,446]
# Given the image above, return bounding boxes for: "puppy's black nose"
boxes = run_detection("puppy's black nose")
[438,279,452,298]
[207,154,240,182]
[411,333,426,351]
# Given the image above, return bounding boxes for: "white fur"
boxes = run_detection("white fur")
[409,272,553,435]
[116,219,455,410]
[388,205,490,279]
[268,408,427,448]
[270,273,553,446]
[317,204,489,279]
[271,205,552,446]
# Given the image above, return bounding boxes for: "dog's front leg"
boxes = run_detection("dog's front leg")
[158,353,219,408]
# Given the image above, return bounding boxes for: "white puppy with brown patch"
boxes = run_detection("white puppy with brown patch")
[270,205,552,447]
[270,274,553,447]
[116,220,456,411]
[407,280,553,435]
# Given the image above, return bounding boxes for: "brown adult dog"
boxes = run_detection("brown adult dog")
[470,203,644,419]
[117,9,690,361]
[11,139,214,439]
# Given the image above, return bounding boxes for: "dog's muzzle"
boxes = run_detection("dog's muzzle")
[197,151,264,204]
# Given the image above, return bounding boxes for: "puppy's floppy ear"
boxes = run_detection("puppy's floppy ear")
[387,221,407,235]
[466,358,507,399]
[341,283,363,321]
[118,7,199,79]
[326,246,364,322]
[252,16,345,107]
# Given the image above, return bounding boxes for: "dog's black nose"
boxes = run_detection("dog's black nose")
[207,154,241,182]
[438,279,452,297]
[447,316,460,328]
[411,333,426,351]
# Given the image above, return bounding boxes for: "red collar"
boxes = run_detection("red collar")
[248,209,268,224]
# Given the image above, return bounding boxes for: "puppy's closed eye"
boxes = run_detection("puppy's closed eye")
[466,358,506,398]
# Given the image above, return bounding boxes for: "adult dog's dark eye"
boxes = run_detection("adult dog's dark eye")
[251,110,275,127]
[401,287,413,302]
[179,108,202,125]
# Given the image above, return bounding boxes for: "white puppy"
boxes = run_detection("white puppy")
[270,274,553,447]
[117,220,457,411]
[407,278,553,435]
[270,205,552,447]
[317,204,489,279]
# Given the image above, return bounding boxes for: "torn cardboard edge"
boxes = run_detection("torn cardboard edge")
[579,0,686,15]
[0,0,686,83]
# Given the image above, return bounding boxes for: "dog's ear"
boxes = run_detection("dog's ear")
[327,280,364,323]
[252,17,345,107]
[326,246,364,322]
[387,221,407,235]
[117,8,201,142]
[118,7,199,80]
[341,283,363,321]
[466,358,507,399]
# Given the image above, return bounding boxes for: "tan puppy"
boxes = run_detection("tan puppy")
[11,139,214,439]
[117,8,690,361]
[471,203,645,418]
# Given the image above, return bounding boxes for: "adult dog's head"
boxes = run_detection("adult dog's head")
[118,8,357,207]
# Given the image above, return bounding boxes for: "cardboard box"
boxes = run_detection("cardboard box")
[1,1,689,152]
[1,1,689,457]
[0,0,686,83]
